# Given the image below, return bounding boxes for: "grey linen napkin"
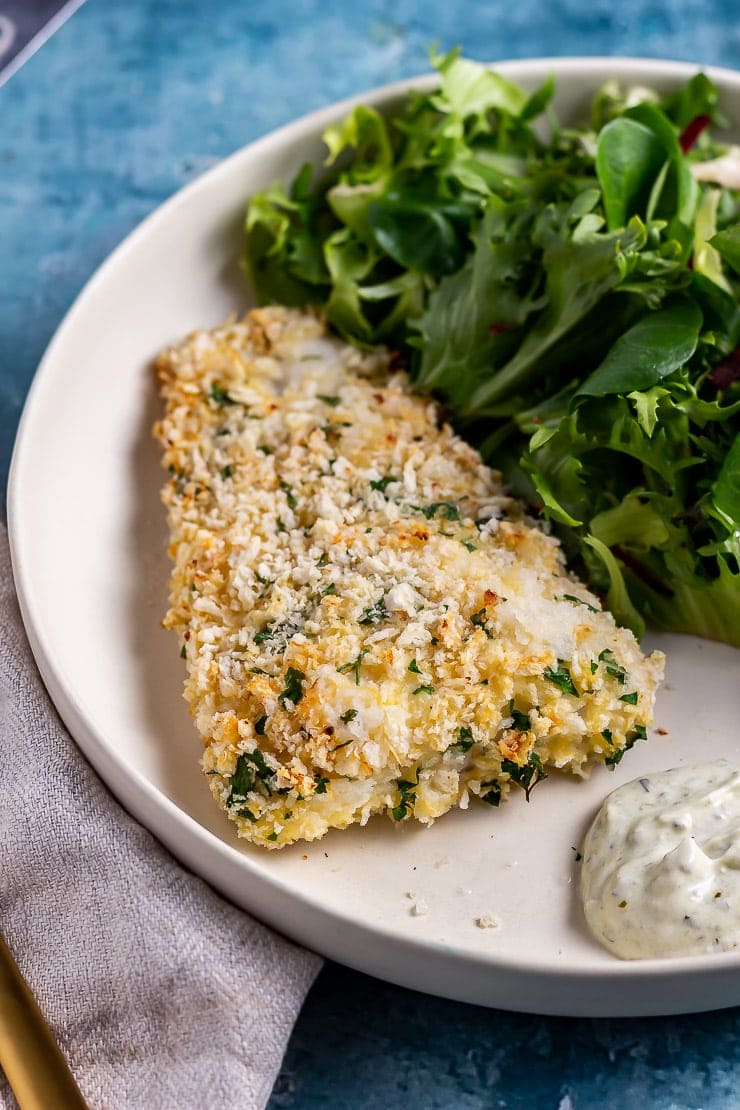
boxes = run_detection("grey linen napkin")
[0,527,322,1109]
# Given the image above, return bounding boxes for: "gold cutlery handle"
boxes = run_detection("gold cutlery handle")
[0,934,87,1109]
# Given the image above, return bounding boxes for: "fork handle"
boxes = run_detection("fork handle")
[0,934,87,1109]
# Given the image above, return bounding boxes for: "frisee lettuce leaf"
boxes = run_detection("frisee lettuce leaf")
[244,51,740,645]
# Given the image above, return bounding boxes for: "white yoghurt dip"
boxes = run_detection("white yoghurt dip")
[580,760,740,960]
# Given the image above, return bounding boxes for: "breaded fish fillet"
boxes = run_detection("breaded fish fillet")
[154,307,664,849]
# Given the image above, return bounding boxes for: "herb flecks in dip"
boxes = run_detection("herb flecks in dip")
[581,759,740,959]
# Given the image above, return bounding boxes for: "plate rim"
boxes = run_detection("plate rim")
[8,54,740,1015]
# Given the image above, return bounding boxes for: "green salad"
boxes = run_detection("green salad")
[245,50,740,645]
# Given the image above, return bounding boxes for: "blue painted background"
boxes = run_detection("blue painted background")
[1,1,738,1106]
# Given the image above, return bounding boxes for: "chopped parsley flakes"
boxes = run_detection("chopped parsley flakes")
[450,725,475,752]
[501,752,548,802]
[227,748,275,807]
[360,596,387,625]
[392,770,419,821]
[481,781,502,806]
[254,622,278,645]
[279,667,306,707]
[210,383,235,404]
[562,593,598,612]
[544,661,578,697]
[337,649,370,685]
[417,501,460,521]
[605,745,628,768]
[507,701,531,732]
[369,475,396,493]
[604,725,647,767]
[279,480,298,509]
[599,649,628,685]
[470,607,493,638]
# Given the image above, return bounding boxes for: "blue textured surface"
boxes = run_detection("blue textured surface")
[1,1,739,1107]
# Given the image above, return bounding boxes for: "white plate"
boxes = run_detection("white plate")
[9,57,740,1017]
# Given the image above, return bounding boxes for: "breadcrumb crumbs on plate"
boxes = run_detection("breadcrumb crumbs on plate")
[475,914,500,930]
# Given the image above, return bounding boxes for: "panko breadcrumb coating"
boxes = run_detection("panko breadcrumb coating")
[154,306,664,849]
